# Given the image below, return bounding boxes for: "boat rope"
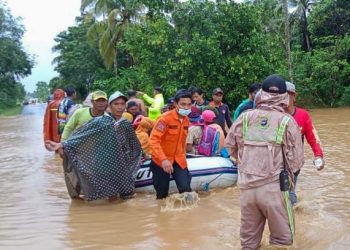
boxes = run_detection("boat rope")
[202,173,224,192]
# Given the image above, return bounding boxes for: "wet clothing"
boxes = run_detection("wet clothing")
[240,181,292,249]
[143,93,164,121]
[292,107,323,157]
[149,109,191,198]
[150,160,192,199]
[57,97,75,135]
[62,115,141,201]
[289,107,324,205]
[43,89,65,143]
[209,101,232,134]
[225,91,304,249]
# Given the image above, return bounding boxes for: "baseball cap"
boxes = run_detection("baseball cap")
[92,90,108,101]
[213,88,224,95]
[202,110,216,123]
[108,91,128,104]
[286,81,296,93]
[262,75,287,94]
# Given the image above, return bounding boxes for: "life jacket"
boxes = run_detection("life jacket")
[240,112,290,177]
[198,125,220,156]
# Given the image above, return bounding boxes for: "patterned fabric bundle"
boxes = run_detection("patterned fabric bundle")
[62,115,141,201]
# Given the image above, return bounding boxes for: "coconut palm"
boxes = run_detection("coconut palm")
[289,0,319,52]
[81,0,144,70]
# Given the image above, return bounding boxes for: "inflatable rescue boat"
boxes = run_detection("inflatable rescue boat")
[135,156,238,193]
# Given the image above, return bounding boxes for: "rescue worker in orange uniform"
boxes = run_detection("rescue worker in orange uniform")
[149,89,193,199]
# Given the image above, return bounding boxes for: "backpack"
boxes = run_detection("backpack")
[198,125,220,156]
[57,98,70,135]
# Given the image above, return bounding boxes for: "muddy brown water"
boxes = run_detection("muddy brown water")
[0,104,349,249]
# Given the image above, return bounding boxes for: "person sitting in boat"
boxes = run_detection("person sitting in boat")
[125,101,141,122]
[200,109,225,154]
[186,106,203,155]
[135,116,155,160]
[149,89,193,199]
[44,92,141,201]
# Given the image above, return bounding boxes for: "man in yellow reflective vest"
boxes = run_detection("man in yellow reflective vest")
[137,86,164,121]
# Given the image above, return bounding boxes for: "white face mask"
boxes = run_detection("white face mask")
[177,108,191,116]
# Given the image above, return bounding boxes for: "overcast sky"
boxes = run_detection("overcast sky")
[5,0,81,93]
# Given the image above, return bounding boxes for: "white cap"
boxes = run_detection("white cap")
[286,81,296,93]
[108,91,128,104]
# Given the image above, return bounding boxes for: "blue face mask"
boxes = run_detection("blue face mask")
[178,108,191,116]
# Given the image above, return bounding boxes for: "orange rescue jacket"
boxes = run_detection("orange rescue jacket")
[149,109,189,169]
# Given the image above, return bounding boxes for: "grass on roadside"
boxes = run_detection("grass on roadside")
[0,105,23,116]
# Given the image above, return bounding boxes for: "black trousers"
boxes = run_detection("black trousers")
[150,160,192,199]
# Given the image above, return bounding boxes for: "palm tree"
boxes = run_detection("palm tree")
[81,0,144,71]
[289,0,318,52]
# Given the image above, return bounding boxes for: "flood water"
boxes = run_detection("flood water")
[0,104,349,249]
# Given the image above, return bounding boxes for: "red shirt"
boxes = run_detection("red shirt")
[292,107,323,157]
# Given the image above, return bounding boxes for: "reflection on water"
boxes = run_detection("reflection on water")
[0,105,349,249]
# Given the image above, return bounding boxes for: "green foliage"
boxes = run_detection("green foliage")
[52,17,114,98]
[0,104,23,116]
[34,81,50,102]
[0,3,33,109]
[122,1,285,107]
[309,0,350,38]
[293,35,350,107]
[50,0,350,108]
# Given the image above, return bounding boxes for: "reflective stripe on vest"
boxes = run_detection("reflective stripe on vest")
[242,113,290,144]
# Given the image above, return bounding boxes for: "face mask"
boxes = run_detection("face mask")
[177,108,191,116]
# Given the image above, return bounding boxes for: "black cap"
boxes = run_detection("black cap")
[262,75,287,94]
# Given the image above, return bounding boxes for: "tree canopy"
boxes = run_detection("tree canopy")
[0,2,33,109]
[49,0,350,108]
